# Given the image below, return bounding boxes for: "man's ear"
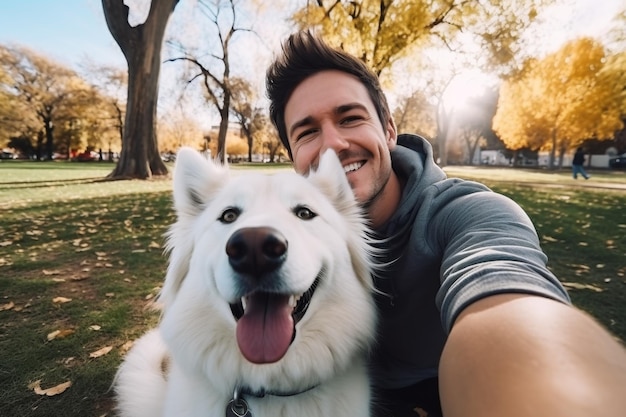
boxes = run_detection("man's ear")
[385,117,397,150]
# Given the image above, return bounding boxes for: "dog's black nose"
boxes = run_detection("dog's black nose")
[226,227,288,276]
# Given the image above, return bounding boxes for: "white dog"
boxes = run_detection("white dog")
[114,148,378,417]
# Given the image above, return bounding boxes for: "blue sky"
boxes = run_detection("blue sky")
[0,0,125,68]
[0,0,622,73]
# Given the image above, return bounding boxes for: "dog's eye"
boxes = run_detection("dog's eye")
[219,207,240,223]
[293,205,317,220]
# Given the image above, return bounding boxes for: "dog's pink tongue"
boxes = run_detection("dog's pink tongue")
[236,293,294,364]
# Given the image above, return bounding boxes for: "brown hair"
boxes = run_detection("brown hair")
[266,31,392,159]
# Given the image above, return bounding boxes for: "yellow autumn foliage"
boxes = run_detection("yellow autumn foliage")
[493,38,624,168]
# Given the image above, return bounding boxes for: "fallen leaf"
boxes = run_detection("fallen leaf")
[0,240,13,247]
[89,325,102,331]
[70,275,88,281]
[42,269,61,276]
[52,297,72,304]
[120,340,134,353]
[0,301,15,311]
[47,329,75,341]
[562,282,603,292]
[89,346,113,358]
[29,380,72,396]
[148,241,161,249]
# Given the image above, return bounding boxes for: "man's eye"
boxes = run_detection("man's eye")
[296,128,317,140]
[293,205,317,220]
[219,207,240,223]
[341,115,363,124]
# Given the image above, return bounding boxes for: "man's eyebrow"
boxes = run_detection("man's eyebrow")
[335,103,369,114]
[288,103,370,138]
[289,116,314,138]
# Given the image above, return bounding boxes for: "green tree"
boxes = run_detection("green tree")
[494,38,624,169]
[102,0,179,179]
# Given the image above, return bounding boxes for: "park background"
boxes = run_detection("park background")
[1,1,626,416]
[1,0,625,170]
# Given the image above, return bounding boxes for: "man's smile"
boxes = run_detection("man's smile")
[343,161,365,174]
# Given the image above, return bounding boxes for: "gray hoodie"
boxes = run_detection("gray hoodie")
[370,134,570,389]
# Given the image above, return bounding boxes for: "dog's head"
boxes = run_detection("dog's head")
[159,148,376,375]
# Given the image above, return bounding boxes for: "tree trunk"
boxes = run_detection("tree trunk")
[549,130,557,170]
[102,0,179,179]
[436,99,449,167]
[36,130,44,161]
[44,118,54,160]
[217,97,230,163]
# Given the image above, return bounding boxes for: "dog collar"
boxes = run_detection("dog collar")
[225,385,319,417]
[240,383,319,398]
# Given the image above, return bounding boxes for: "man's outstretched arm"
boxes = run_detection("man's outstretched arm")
[439,293,626,417]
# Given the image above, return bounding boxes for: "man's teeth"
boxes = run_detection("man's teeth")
[343,161,363,173]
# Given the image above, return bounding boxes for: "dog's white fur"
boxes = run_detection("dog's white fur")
[114,148,378,417]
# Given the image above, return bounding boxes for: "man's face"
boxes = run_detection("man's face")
[284,70,397,211]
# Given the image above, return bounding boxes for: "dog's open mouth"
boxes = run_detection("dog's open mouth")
[230,277,320,364]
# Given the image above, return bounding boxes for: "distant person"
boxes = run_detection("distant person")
[572,147,590,180]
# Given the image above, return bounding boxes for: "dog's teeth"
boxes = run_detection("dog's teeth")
[289,294,303,308]
[241,297,247,310]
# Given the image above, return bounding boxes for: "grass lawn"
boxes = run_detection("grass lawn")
[0,160,624,416]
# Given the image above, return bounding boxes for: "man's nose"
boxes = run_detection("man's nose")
[319,124,349,154]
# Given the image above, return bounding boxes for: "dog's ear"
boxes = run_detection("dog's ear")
[172,147,229,218]
[308,150,377,291]
[160,148,229,308]
[307,149,354,205]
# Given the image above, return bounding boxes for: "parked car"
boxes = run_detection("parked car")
[609,154,626,169]
[75,151,98,162]
[1,150,16,160]
[161,152,176,162]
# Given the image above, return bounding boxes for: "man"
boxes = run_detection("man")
[266,32,626,417]
[572,147,590,180]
